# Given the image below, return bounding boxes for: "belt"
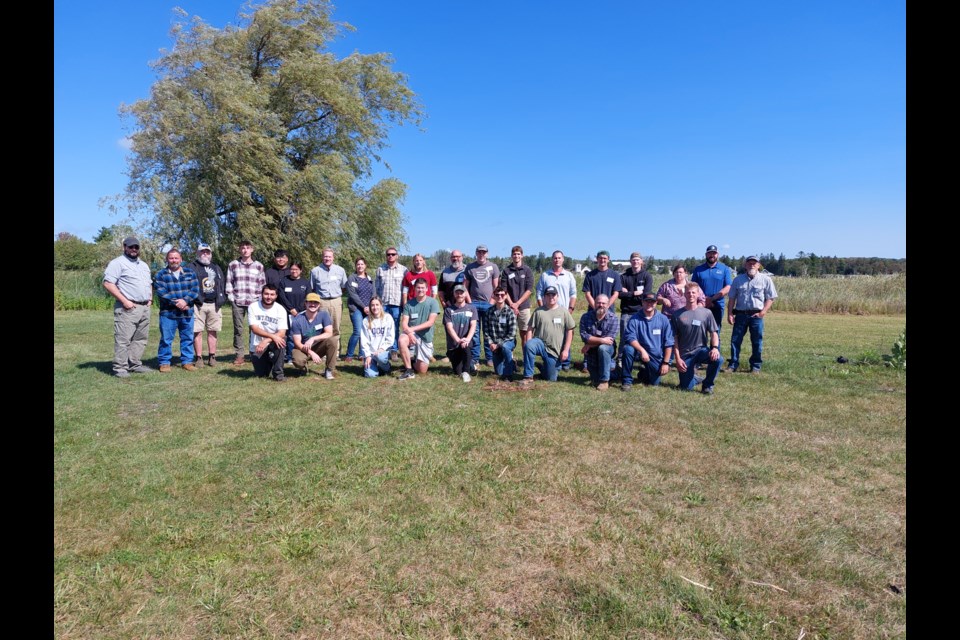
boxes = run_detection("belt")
[734,309,761,314]
[320,296,339,300]
[131,300,151,305]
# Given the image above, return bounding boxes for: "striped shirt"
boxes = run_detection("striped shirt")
[226,259,266,307]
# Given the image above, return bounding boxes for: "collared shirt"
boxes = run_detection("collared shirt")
[579,308,619,345]
[502,263,534,310]
[104,254,153,302]
[691,261,733,305]
[226,259,266,307]
[537,269,578,310]
[376,262,408,306]
[656,279,705,318]
[309,263,348,299]
[154,267,200,318]
[728,273,778,311]
[483,304,517,347]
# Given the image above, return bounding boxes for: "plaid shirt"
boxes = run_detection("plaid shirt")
[482,304,517,347]
[154,267,200,318]
[226,259,266,307]
[375,262,408,306]
[578,308,618,344]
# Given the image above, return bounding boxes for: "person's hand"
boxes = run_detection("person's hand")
[676,357,687,373]
[727,314,734,325]
[640,350,650,364]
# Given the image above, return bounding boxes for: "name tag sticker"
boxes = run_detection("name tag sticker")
[410,314,419,319]
[637,286,644,294]
[508,272,516,279]
[314,324,323,330]
[284,287,293,292]
[606,277,614,283]
[553,317,563,324]
[652,329,661,335]
[499,317,506,324]
[465,312,473,317]
[350,282,358,288]
[485,265,493,271]
[692,319,702,327]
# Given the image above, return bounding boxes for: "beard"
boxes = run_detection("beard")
[197,255,211,266]
[746,267,759,277]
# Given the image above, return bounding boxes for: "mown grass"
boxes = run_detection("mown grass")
[54,307,905,639]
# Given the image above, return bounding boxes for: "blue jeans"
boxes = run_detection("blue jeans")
[491,339,516,378]
[158,313,195,365]
[585,343,614,384]
[523,337,560,381]
[729,312,764,370]
[621,345,665,386]
[384,305,401,352]
[470,301,493,362]
[364,351,391,377]
[678,347,723,390]
[347,308,365,358]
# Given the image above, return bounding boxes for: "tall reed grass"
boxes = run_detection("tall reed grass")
[54,270,115,310]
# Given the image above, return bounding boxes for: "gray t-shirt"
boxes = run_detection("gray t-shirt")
[464,261,500,303]
[672,306,719,358]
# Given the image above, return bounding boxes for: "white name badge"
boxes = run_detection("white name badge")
[410,313,419,319]
[692,319,702,326]
[499,317,506,324]
[284,287,293,292]
[553,317,563,324]
[652,329,661,335]
[606,277,614,283]
[350,282,358,288]
[636,286,644,294]
[508,272,516,279]
[465,312,473,317]
[314,324,324,330]
[485,265,493,271]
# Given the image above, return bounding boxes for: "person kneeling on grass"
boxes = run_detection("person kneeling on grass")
[579,293,618,391]
[360,297,395,378]
[483,285,518,381]
[398,278,441,380]
[672,282,723,395]
[519,286,575,385]
[290,292,338,379]
[443,284,477,382]
[248,284,289,382]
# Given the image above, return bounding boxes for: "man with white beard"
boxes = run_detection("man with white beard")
[726,256,778,374]
[189,243,226,366]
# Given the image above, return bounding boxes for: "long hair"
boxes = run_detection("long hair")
[367,296,384,329]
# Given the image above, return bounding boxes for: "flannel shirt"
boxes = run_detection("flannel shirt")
[375,262,408,306]
[578,308,618,345]
[226,259,266,307]
[154,268,200,319]
[482,304,517,347]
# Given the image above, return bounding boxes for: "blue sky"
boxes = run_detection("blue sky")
[55,0,905,260]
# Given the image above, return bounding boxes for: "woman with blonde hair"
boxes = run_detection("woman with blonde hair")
[360,296,395,377]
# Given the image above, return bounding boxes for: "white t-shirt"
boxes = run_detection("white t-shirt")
[248,301,289,351]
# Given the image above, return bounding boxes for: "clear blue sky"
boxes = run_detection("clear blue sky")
[55,0,905,260]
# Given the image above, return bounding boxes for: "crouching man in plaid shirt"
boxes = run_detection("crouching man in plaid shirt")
[483,285,517,381]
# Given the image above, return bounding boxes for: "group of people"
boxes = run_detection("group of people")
[104,238,777,393]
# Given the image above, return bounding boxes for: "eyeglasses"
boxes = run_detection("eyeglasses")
[126,245,140,249]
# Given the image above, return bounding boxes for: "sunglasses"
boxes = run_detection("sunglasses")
[386,252,397,256]
[126,244,140,249]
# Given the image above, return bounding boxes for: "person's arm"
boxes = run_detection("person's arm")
[757,297,774,318]
[727,283,738,325]
[707,330,720,361]
[561,328,573,363]
[462,318,476,349]
[567,275,578,313]
[608,273,621,306]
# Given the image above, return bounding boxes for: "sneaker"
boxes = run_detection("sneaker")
[159,364,171,373]
[193,357,204,368]
[596,382,609,391]
[390,351,399,362]
[462,372,472,383]
[324,369,335,380]
[469,366,479,376]
[115,370,131,379]
[233,356,245,366]
[751,367,761,375]
[581,362,589,373]
[398,369,416,381]
[183,363,197,371]
[724,365,737,374]
[518,377,534,387]
[701,385,715,395]
[207,355,217,366]
[274,373,287,383]
[129,365,154,374]
[621,383,633,392]
[560,364,571,372]
[485,360,494,368]
[343,356,354,363]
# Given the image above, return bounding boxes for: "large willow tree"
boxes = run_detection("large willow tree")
[119,0,421,264]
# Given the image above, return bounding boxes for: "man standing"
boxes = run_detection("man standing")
[536,250,577,370]
[621,292,675,391]
[248,284,288,382]
[726,256,778,374]
[673,282,723,395]
[463,244,500,367]
[103,236,154,378]
[502,245,534,349]
[309,247,348,349]
[691,244,733,331]
[483,285,518,381]
[443,284,477,382]
[290,292,338,379]
[189,243,226,367]
[265,249,291,290]
[375,246,408,357]
[520,286,575,384]
[581,250,622,372]
[398,278,441,380]
[154,248,200,372]
[579,294,618,390]
[226,240,266,366]
[618,251,654,363]
[437,249,467,359]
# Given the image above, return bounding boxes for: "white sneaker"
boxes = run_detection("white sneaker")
[462,372,472,383]
[324,369,335,380]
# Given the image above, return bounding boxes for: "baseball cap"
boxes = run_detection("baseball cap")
[475,244,488,252]
[305,293,322,303]
[453,284,466,293]
[544,286,559,296]
[745,255,759,262]
[596,249,610,258]
[197,242,212,253]
[641,292,657,302]
[705,245,718,253]
[123,236,140,247]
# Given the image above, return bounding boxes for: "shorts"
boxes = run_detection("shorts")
[193,302,223,332]
[412,338,434,364]
[516,308,532,332]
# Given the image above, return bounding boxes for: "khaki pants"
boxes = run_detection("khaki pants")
[292,337,339,372]
[113,303,151,374]
[318,298,343,344]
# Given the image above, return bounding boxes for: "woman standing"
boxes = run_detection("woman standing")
[345,257,375,362]
[360,297,395,377]
[656,264,705,319]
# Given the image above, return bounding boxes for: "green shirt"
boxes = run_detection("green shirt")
[403,296,442,342]
[529,305,576,358]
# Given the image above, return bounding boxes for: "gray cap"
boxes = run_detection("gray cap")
[453,284,466,293]
[123,236,140,247]
[197,242,212,253]
[745,255,759,263]
[475,244,488,252]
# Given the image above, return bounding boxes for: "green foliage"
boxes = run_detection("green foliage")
[54,270,115,310]
[116,0,422,266]
[883,329,906,370]
[54,233,99,271]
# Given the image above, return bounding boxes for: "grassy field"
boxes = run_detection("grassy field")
[54,307,906,639]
